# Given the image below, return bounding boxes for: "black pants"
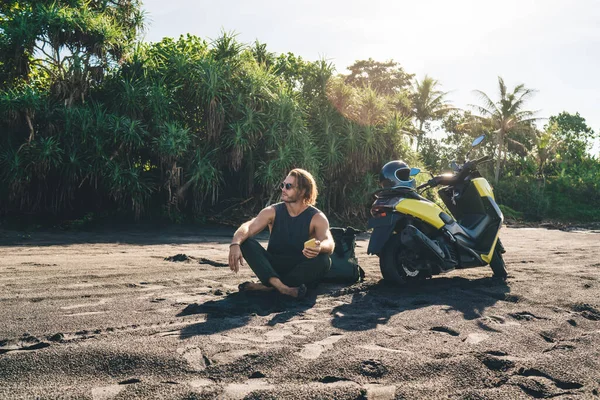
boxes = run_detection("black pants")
[240,238,331,287]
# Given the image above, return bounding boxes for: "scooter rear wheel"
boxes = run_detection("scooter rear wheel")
[379,233,417,285]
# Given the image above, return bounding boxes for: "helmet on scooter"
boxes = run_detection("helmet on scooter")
[379,160,416,188]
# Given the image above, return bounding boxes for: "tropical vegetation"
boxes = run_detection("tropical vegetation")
[1,1,598,228]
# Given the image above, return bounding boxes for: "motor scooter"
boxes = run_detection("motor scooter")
[367,135,507,284]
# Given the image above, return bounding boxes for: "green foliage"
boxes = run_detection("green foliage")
[544,169,600,221]
[547,111,596,167]
[499,204,523,221]
[1,6,599,225]
[0,0,144,102]
[344,58,413,96]
[411,75,452,151]
[470,76,538,183]
[494,168,600,222]
[494,177,549,221]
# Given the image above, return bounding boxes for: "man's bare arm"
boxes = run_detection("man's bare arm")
[312,213,335,255]
[229,207,275,273]
[231,207,275,245]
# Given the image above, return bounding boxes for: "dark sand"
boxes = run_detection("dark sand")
[1,226,599,399]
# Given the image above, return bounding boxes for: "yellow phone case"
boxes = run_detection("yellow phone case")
[304,238,317,248]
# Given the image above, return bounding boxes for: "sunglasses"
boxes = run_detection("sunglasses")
[280,182,296,190]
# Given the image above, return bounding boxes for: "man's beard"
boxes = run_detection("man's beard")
[282,193,299,203]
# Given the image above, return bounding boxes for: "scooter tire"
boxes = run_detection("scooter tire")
[489,247,508,281]
[379,233,408,285]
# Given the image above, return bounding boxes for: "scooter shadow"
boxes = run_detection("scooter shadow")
[176,290,317,339]
[330,276,510,332]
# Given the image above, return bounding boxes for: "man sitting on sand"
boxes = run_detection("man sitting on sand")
[228,168,334,298]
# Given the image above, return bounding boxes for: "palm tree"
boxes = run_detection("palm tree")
[471,77,538,183]
[531,127,562,179]
[411,75,452,151]
[251,40,275,68]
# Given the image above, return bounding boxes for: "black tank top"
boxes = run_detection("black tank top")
[267,202,319,256]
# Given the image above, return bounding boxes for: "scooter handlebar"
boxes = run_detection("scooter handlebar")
[417,177,443,191]
[418,155,491,191]
[472,154,492,165]
[462,155,491,172]
[417,182,431,190]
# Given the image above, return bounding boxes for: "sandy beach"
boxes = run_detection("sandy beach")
[1,225,599,399]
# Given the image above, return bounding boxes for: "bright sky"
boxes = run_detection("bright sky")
[142,0,600,153]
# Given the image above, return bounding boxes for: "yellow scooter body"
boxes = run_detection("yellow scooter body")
[470,178,501,263]
[392,177,502,265]
[395,199,445,229]
[472,177,495,200]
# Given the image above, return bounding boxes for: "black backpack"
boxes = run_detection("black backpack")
[323,227,365,283]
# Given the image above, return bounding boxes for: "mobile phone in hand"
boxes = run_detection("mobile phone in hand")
[304,238,317,249]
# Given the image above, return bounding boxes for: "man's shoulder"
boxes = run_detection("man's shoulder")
[309,205,327,216]
[267,203,285,214]
[309,206,325,215]
[257,204,277,219]
[309,207,329,224]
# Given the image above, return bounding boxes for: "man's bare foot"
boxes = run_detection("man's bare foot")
[280,284,307,298]
[267,277,307,299]
[238,281,274,292]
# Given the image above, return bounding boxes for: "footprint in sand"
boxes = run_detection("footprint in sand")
[226,328,294,344]
[150,298,166,303]
[509,311,547,321]
[287,318,329,334]
[61,299,110,317]
[571,303,600,321]
[61,299,109,310]
[0,341,50,355]
[360,359,388,377]
[187,378,216,389]
[211,349,258,364]
[478,353,516,372]
[118,379,141,384]
[483,315,520,326]
[264,329,294,343]
[64,311,107,317]
[298,333,344,359]
[429,326,460,336]
[539,331,556,343]
[543,343,576,353]
[177,347,210,371]
[364,384,397,400]
[207,333,248,345]
[517,367,584,393]
[463,333,489,344]
[359,344,411,354]
[222,379,275,400]
[91,385,124,400]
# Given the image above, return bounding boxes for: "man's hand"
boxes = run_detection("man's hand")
[302,240,321,259]
[229,244,244,273]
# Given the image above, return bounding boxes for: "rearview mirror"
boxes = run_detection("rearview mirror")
[472,135,485,147]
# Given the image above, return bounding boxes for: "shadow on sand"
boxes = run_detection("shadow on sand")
[330,276,511,331]
[175,276,509,338]
[176,290,318,339]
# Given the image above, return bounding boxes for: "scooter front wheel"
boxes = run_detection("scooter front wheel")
[489,247,508,280]
[379,233,419,285]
